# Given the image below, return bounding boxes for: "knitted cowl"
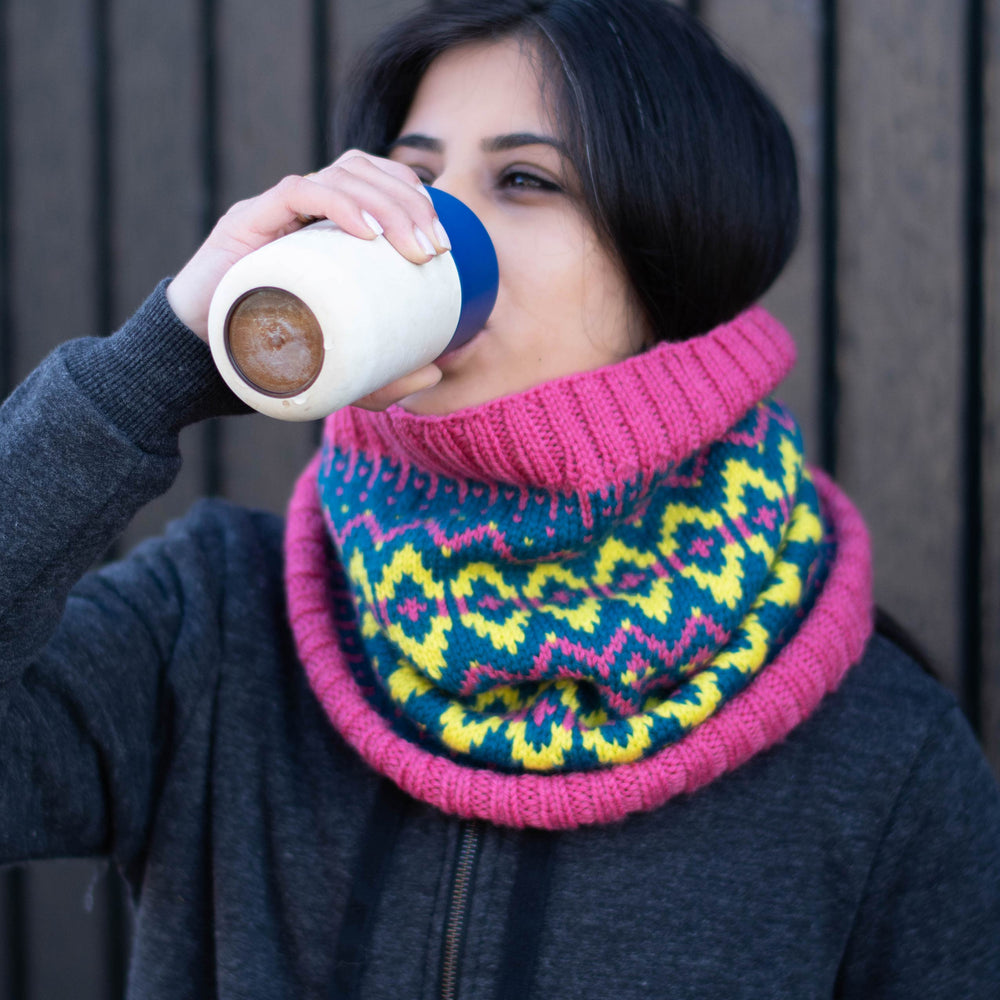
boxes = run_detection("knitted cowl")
[284,307,873,829]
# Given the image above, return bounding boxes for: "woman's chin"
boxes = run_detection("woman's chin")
[397,328,491,414]
[436,324,486,372]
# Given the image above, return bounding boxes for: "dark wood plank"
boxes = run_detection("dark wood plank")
[701,0,823,462]
[333,0,425,80]
[109,0,202,326]
[836,2,965,687]
[23,861,116,1000]
[214,0,319,514]
[0,0,10,405]
[112,0,210,549]
[0,868,23,1000]
[8,0,96,378]
[983,0,1000,772]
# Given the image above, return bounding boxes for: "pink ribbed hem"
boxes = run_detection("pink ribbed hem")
[325,306,796,494]
[285,458,873,830]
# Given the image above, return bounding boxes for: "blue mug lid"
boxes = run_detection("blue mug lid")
[426,186,499,350]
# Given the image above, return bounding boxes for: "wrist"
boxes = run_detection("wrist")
[165,271,209,342]
[62,279,248,450]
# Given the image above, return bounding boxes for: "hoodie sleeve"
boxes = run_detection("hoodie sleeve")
[0,280,247,863]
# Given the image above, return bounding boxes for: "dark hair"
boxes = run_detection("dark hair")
[335,0,799,343]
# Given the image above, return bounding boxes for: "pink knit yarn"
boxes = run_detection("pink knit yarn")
[284,306,874,829]
[324,305,796,493]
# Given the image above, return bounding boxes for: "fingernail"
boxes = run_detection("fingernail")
[361,210,383,236]
[432,218,451,251]
[415,184,434,203]
[413,225,437,256]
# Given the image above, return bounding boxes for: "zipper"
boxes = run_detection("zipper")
[440,819,483,1000]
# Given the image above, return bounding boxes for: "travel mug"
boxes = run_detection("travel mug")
[207,187,498,420]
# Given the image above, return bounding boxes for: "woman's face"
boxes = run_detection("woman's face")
[388,38,648,415]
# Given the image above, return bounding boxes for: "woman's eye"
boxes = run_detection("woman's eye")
[500,170,561,192]
[410,167,437,185]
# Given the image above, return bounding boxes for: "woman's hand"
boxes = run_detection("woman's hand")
[165,150,451,408]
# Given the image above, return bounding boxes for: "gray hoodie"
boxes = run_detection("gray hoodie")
[2,283,999,999]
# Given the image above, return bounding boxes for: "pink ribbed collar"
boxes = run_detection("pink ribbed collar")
[324,305,795,493]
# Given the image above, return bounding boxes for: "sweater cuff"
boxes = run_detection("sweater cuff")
[61,278,251,452]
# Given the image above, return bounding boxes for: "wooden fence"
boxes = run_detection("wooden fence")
[1,0,997,996]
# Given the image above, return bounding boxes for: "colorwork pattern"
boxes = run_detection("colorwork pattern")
[317,399,833,774]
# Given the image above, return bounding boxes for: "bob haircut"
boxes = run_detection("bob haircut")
[335,0,799,343]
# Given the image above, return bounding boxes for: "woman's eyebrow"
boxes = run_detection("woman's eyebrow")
[387,133,442,153]
[482,132,568,155]
[387,132,567,155]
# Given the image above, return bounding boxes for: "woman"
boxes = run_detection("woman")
[3,1,998,997]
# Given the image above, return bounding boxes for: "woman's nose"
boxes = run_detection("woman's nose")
[428,170,481,217]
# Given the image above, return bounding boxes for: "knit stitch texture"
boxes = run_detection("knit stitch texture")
[285,307,874,828]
